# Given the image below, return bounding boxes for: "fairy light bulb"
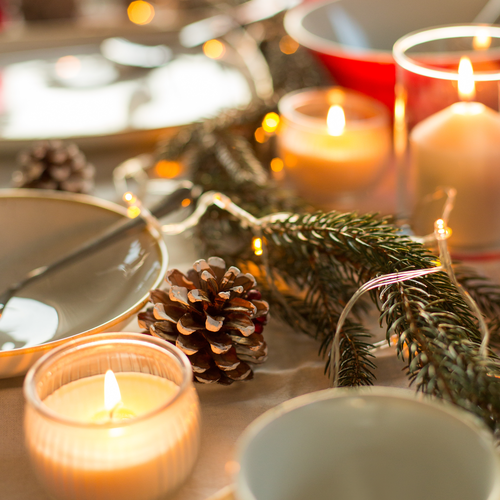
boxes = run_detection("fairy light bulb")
[252,237,263,256]
[262,112,280,133]
[203,40,225,59]
[123,192,141,219]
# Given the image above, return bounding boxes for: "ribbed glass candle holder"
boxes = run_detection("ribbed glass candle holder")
[24,332,201,500]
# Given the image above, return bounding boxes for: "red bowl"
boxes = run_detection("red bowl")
[284,0,490,110]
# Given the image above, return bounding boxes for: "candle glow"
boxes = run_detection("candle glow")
[458,57,476,101]
[277,87,391,205]
[327,105,345,136]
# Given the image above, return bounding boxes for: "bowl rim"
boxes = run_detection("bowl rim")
[284,0,394,63]
[234,386,500,500]
[0,188,168,358]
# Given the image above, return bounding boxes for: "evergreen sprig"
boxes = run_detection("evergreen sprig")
[252,212,500,428]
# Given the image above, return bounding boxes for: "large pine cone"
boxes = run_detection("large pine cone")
[12,140,95,194]
[138,257,269,385]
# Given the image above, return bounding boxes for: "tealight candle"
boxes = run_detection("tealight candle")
[410,57,500,248]
[24,333,201,500]
[277,87,391,206]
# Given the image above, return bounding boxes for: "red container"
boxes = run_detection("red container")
[284,0,490,110]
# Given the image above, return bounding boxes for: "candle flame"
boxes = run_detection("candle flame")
[327,105,345,136]
[104,370,122,412]
[458,56,476,101]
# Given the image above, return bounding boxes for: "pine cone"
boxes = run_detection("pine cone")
[138,257,269,385]
[12,140,95,194]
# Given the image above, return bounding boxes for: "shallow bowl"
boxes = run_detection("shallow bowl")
[0,189,168,378]
[235,387,500,500]
[285,0,490,109]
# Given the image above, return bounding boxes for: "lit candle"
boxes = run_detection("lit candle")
[24,333,201,500]
[277,87,391,206]
[411,57,500,249]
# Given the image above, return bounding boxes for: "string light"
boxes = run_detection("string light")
[155,160,182,179]
[123,192,136,204]
[270,158,284,172]
[127,1,155,25]
[262,112,280,133]
[279,35,299,55]
[254,127,267,143]
[252,237,263,256]
[203,40,225,59]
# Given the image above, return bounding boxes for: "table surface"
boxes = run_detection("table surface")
[0,146,497,500]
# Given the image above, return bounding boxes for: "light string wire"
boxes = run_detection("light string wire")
[123,187,490,388]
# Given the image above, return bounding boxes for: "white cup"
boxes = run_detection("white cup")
[235,387,500,500]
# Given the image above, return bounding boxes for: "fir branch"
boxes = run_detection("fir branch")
[255,211,500,427]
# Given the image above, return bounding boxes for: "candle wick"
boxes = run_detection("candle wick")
[109,402,122,420]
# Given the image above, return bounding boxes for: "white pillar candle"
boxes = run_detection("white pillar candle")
[24,333,201,500]
[410,57,500,249]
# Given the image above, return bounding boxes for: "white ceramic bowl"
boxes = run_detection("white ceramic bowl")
[235,387,500,500]
[0,189,168,378]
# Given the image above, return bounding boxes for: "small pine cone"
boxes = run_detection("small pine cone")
[12,140,95,194]
[138,257,269,385]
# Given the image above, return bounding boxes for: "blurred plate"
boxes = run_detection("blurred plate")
[0,22,252,152]
[0,189,168,377]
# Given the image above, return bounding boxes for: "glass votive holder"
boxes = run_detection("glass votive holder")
[277,87,391,209]
[23,332,201,500]
[393,25,500,252]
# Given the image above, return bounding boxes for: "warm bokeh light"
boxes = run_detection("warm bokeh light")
[434,218,452,239]
[155,160,182,178]
[327,105,345,136]
[203,39,225,60]
[181,198,191,207]
[262,112,280,133]
[270,157,284,172]
[252,237,263,256]
[127,206,142,219]
[254,127,267,143]
[127,1,155,25]
[55,55,81,79]
[458,56,475,101]
[123,192,136,204]
[284,153,298,168]
[104,370,122,412]
[394,95,405,123]
[473,29,492,51]
[279,35,299,55]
